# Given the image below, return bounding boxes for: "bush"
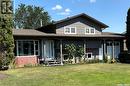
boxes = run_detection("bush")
[103,55,108,63]
[118,51,130,63]
[0,66,9,71]
[85,59,99,64]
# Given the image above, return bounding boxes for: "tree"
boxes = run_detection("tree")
[14,4,51,29]
[126,8,130,52]
[76,45,84,57]
[65,44,84,63]
[0,16,14,68]
[75,45,84,62]
[65,44,76,63]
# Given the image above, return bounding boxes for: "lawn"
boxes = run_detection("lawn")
[0,63,130,86]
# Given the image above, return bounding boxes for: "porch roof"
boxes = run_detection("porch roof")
[13,29,125,38]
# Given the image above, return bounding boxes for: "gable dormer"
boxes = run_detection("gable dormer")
[37,13,108,35]
[55,13,108,35]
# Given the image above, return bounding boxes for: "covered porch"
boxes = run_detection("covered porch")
[14,36,123,66]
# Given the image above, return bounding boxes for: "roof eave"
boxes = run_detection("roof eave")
[54,13,109,29]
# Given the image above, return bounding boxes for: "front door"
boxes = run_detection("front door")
[44,40,55,60]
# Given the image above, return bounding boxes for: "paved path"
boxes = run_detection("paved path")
[0,73,8,79]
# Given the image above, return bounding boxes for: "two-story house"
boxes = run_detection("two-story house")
[13,13,125,67]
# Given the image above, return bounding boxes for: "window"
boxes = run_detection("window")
[86,28,89,33]
[64,27,76,34]
[90,28,95,33]
[35,41,39,55]
[64,27,70,33]
[88,53,92,58]
[85,27,95,34]
[106,41,113,58]
[15,40,39,56]
[106,41,112,46]
[71,27,76,33]
[86,53,92,59]
[44,40,54,58]
[114,42,120,46]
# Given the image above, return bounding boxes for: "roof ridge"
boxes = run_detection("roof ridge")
[54,13,108,28]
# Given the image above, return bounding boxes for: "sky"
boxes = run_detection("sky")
[14,0,130,33]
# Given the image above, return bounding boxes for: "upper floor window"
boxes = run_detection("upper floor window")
[86,28,89,33]
[65,27,70,33]
[90,28,95,33]
[64,27,76,34]
[85,27,95,34]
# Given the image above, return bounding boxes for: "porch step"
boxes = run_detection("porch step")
[45,60,61,66]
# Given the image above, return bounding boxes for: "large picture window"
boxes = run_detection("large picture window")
[15,40,39,56]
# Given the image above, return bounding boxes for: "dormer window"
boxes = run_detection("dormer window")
[85,27,95,34]
[65,27,70,33]
[86,28,89,33]
[64,27,76,34]
[90,28,95,33]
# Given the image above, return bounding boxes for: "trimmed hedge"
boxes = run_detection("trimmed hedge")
[118,51,130,63]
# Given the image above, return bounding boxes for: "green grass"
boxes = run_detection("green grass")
[0,63,130,86]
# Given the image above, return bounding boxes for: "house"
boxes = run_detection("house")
[13,13,125,67]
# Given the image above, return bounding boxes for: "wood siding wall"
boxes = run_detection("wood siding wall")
[56,17,102,35]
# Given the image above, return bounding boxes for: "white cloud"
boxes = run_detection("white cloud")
[58,12,70,15]
[65,8,71,12]
[90,0,96,3]
[52,5,62,10]
[58,8,71,15]
[52,5,71,16]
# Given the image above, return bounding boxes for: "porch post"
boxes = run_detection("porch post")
[34,41,36,55]
[112,40,115,58]
[103,40,106,59]
[41,40,44,59]
[83,39,87,62]
[60,39,63,65]
[16,40,19,56]
[44,40,46,61]
[84,40,86,55]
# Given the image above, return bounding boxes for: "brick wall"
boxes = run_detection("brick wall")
[15,55,39,67]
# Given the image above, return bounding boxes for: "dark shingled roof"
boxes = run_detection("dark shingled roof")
[53,13,109,28]
[13,29,47,36]
[13,29,125,38]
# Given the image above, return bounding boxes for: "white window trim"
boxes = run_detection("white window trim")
[85,27,95,34]
[15,40,40,56]
[86,52,93,59]
[64,27,77,34]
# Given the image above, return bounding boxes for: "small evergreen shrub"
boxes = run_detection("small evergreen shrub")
[118,51,130,63]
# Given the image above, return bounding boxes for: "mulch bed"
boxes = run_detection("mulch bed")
[0,73,8,80]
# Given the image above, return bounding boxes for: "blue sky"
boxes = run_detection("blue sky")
[14,0,130,33]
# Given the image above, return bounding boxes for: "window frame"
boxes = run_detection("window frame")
[64,27,70,34]
[85,27,95,34]
[85,28,90,34]
[114,41,120,46]
[86,52,93,59]
[64,27,76,34]
[90,28,95,34]
[15,40,40,56]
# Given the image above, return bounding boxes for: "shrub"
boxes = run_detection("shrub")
[118,51,130,63]
[24,64,38,68]
[65,44,84,64]
[103,55,108,63]
[85,58,99,64]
